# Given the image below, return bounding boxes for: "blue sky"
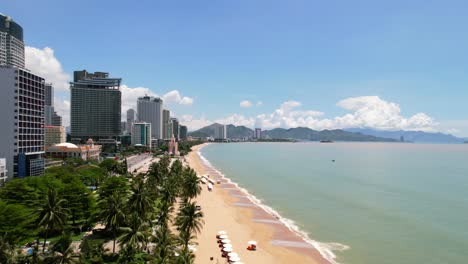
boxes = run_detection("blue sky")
[3,0,468,135]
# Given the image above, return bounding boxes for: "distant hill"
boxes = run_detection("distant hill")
[345,128,465,144]
[189,124,396,142]
[262,127,396,142]
[188,123,253,139]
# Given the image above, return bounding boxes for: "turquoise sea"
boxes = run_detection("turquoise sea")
[200,142,468,264]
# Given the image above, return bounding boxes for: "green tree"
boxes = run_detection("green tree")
[38,189,70,253]
[46,232,78,264]
[0,234,15,264]
[60,175,94,225]
[99,176,129,198]
[98,193,127,254]
[117,213,150,252]
[181,168,201,201]
[151,226,176,263]
[175,247,195,264]
[175,202,204,248]
[0,200,35,243]
[128,176,154,221]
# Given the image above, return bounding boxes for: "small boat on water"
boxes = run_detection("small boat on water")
[320,140,334,143]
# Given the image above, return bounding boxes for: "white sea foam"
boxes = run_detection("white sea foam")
[196,147,350,264]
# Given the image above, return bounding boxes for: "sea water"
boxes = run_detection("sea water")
[200,142,468,264]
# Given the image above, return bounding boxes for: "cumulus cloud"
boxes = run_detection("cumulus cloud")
[240,100,253,108]
[163,90,194,105]
[25,46,70,91]
[182,96,439,133]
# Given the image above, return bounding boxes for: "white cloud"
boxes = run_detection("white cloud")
[256,101,263,106]
[240,100,253,108]
[162,90,194,105]
[182,96,440,133]
[25,46,70,91]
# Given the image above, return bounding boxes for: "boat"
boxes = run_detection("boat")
[320,140,334,143]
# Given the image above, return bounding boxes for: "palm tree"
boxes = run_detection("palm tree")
[0,234,14,264]
[128,176,154,221]
[38,189,70,253]
[47,233,78,264]
[175,247,195,264]
[117,213,150,252]
[151,226,176,263]
[181,168,201,201]
[98,193,127,254]
[175,202,204,248]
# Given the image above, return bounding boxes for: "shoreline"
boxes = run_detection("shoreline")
[188,143,334,264]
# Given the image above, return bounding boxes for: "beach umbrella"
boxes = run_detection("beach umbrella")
[227,252,238,257]
[221,239,231,244]
[229,256,241,262]
[219,234,228,239]
[223,243,233,248]
[248,240,257,245]
[223,247,233,252]
[217,231,227,235]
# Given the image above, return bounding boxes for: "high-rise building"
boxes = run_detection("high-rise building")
[44,126,66,147]
[126,108,136,134]
[0,66,45,178]
[171,118,180,140]
[44,83,62,126]
[70,70,122,142]
[131,122,152,148]
[0,158,7,186]
[45,83,53,106]
[162,109,171,139]
[254,128,262,139]
[121,122,126,135]
[0,14,25,68]
[180,125,188,140]
[137,96,163,139]
[214,124,227,140]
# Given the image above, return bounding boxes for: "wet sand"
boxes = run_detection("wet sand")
[188,143,330,264]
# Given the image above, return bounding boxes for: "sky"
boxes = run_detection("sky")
[3,0,468,136]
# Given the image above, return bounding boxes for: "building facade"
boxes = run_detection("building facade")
[70,70,122,142]
[126,108,136,134]
[45,126,66,147]
[0,66,45,178]
[137,96,163,139]
[46,142,101,161]
[180,125,188,140]
[162,109,171,139]
[131,122,152,148]
[254,128,262,139]
[171,118,180,140]
[0,14,25,68]
[214,124,227,140]
[0,158,7,186]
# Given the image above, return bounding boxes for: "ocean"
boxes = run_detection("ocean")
[200,142,468,264]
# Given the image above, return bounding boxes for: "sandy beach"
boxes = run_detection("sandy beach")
[187,143,330,264]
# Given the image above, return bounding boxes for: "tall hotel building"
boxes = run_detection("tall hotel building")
[126,108,136,134]
[137,96,163,139]
[0,14,25,68]
[0,67,46,178]
[70,70,122,142]
[0,15,45,179]
[171,118,180,140]
[162,109,171,139]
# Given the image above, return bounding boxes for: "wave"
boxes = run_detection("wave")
[196,147,350,264]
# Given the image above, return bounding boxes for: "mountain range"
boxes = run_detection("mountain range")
[189,124,396,142]
[189,124,467,143]
[345,128,465,143]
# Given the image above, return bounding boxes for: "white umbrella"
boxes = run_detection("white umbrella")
[223,247,233,252]
[248,240,257,245]
[229,256,241,262]
[218,235,228,239]
[221,239,231,244]
[227,252,238,257]
[217,231,227,235]
[223,243,233,248]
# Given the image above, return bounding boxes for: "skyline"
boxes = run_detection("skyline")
[3,1,468,136]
